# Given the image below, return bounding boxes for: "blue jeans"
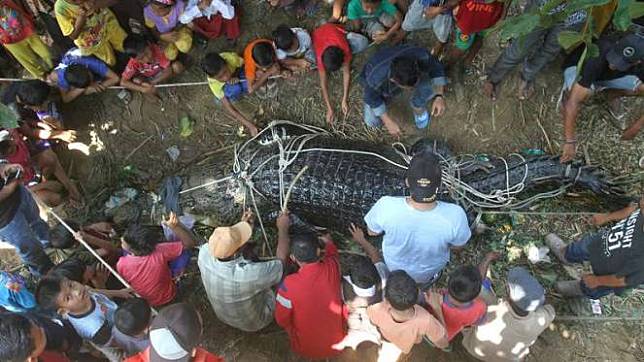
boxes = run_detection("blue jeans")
[0,186,53,277]
[564,233,624,299]
[364,78,437,128]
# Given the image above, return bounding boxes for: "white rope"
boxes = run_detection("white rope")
[178,176,232,194]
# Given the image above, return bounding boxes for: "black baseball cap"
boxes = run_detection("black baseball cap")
[607,33,644,72]
[149,303,203,362]
[407,151,442,203]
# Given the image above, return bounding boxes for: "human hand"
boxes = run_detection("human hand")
[318,232,332,244]
[326,107,335,124]
[228,77,240,85]
[57,130,77,143]
[163,212,180,229]
[348,223,367,243]
[384,121,401,137]
[589,213,609,226]
[112,288,135,299]
[484,251,501,263]
[341,98,349,117]
[372,31,388,44]
[142,84,157,95]
[581,274,600,289]
[241,208,254,224]
[431,96,446,116]
[248,124,259,137]
[91,263,109,289]
[560,143,576,163]
[161,31,181,42]
[423,5,443,18]
[268,0,279,7]
[276,210,290,230]
[0,163,23,180]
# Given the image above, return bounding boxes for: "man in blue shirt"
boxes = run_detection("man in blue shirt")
[364,151,471,290]
[360,45,447,137]
[45,48,120,103]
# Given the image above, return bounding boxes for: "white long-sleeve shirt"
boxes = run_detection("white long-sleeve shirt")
[179,0,235,22]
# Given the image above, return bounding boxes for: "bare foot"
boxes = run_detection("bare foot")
[483,80,497,101]
[518,78,534,100]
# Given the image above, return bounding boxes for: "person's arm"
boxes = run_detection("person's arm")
[348,223,381,263]
[561,83,591,163]
[275,210,291,265]
[330,0,346,21]
[247,63,280,93]
[163,212,197,249]
[120,78,155,94]
[478,251,500,279]
[591,202,638,226]
[275,283,294,331]
[94,288,134,299]
[375,10,401,42]
[100,69,120,88]
[341,62,351,117]
[222,97,258,135]
[75,231,117,254]
[318,69,336,124]
[68,10,88,40]
[60,87,86,103]
[582,274,626,289]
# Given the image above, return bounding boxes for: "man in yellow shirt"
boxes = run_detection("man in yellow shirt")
[55,0,126,66]
[201,52,259,136]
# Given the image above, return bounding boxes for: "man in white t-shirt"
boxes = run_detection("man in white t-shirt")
[364,151,471,288]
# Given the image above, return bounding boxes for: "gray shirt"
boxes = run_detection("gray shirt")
[197,244,283,332]
[111,327,150,356]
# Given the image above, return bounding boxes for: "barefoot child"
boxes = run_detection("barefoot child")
[120,35,185,95]
[144,0,193,61]
[272,25,315,73]
[202,51,260,136]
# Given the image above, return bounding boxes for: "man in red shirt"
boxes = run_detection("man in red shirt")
[125,303,224,362]
[312,23,368,124]
[275,232,347,359]
[446,0,505,69]
[117,212,197,307]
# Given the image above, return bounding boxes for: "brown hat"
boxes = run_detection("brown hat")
[208,221,252,259]
[149,303,203,362]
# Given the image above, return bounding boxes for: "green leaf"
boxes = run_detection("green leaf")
[631,1,644,19]
[558,30,585,50]
[179,116,195,138]
[499,13,541,41]
[567,0,610,8]
[0,103,19,129]
[613,0,633,30]
[586,43,600,58]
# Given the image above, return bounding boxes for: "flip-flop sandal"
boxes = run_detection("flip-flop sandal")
[483,81,498,101]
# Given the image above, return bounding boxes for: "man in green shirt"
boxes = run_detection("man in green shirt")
[347,0,403,44]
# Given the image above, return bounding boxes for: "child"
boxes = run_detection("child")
[54,0,127,66]
[2,80,77,145]
[179,0,241,42]
[0,128,80,207]
[50,219,120,264]
[446,0,505,70]
[144,0,193,61]
[35,276,131,361]
[0,270,37,312]
[0,0,53,79]
[346,0,403,43]
[120,35,185,95]
[333,223,388,350]
[425,265,487,343]
[272,25,315,73]
[0,312,76,362]
[202,52,259,136]
[311,23,368,124]
[116,212,197,307]
[243,39,290,98]
[367,270,448,360]
[402,0,457,57]
[113,298,152,356]
[46,48,120,103]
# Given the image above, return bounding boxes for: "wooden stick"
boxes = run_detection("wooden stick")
[124,135,153,161]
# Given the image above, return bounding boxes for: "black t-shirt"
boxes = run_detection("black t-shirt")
[563,35,644,89]
[0,183,22,228]
[589,209,644,287]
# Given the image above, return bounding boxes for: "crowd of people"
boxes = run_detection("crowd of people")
[0,0,642,360]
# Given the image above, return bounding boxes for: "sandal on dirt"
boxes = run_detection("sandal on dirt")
[518,78,535,101]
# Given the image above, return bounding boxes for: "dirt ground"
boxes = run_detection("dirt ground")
[6,0,643,360]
